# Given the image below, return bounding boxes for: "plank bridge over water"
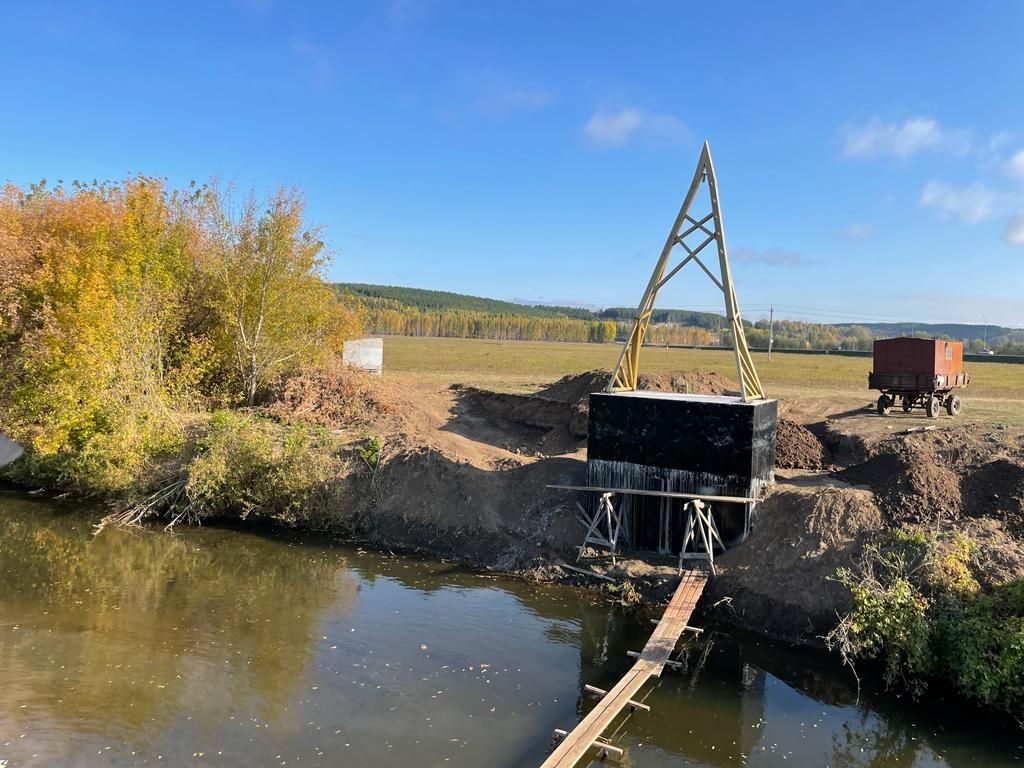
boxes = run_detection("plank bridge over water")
[540,569,708,767]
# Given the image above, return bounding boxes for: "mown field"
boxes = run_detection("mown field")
[384,336,1024,426]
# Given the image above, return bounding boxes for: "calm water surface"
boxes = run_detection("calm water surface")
[0,490,1021,767]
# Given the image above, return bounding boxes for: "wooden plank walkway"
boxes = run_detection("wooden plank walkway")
[540,570,708,768]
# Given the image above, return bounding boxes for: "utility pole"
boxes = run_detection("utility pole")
[768,304,774,361]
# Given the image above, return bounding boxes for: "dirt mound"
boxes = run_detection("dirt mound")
[775,419,827,470]
[535,370,609,404]
[445,369,740,457]
[710,484,885,643]
[961,517,1024,589]
[838,435,962,526]
[447,386,583,455]
[635,370,738,396]
[266,359,399,428]
[356,448,586,570]
[536,369,738,404]
[962,459,1024,535]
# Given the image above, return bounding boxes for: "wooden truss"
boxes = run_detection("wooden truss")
[575,493,627,566]
[679,499,725,576]
[560,484,750,573]
[608,141,765,401]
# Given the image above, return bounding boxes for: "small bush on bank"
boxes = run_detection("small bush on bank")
[829,527,1024,720]
[184,411,345,526]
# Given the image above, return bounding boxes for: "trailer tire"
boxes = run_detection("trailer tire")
[946,395,962,416]
[926,396,940,418]
[901,396,913,413]
[877,394,892,415]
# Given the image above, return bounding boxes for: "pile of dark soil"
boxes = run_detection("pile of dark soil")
[962,459,1024,535]
[839,436,962,525]
[710,484,884,643]
[775,419,827,470]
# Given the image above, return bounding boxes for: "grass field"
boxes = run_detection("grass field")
[384,336,1024,426]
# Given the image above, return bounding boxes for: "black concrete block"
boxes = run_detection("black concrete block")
[587,392,777,486]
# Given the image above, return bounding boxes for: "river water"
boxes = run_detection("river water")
[0,490,1020,767]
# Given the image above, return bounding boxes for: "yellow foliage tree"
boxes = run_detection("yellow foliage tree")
[202,187,360,405]
[0,178,361,493]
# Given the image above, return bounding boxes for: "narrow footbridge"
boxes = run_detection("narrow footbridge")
[540,569,708,767]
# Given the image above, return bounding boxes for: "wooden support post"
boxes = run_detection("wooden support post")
[649,619,703,634]
[583,684,651,712]
[679,500,724,576]
[575,493,624,565]
[626,650,683,670]
[551,730,623,758]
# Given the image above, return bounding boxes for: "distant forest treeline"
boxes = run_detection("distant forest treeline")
[337,283,1024,353]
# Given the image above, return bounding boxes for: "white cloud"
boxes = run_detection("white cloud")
[475,86,557,120]
[918,181,997,224]
[1005,213,1024,246]
[842,116,972,159]
[840,223,876,240]
[731,247,802,266]
[584,108,687,148]
[1005,150,1024,178]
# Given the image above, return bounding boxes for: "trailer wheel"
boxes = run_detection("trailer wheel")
[877,394,892,415]
[946,395,962,416]
[926,395,941,418]
[901,396,913,413]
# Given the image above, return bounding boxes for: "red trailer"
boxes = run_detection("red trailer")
[869,338,969,417]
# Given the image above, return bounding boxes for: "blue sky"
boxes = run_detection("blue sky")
[3,1,1024,327]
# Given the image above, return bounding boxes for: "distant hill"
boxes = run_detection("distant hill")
[598,306,743,330]
[336,283,594,319]
[836,322,1015,342]
[337,283,1021,350]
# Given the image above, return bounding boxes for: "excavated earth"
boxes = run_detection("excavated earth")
[275,367,1024,647]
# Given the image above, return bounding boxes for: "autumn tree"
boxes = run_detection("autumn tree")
[0,179,201,491]
[203,188,359,405]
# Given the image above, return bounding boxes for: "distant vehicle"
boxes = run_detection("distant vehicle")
[981,349,996,355]
[869,337,969,418]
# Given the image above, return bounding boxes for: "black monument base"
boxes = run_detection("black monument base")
[586,392,777,551]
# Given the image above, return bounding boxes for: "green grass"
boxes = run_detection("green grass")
[383,336,1024,426]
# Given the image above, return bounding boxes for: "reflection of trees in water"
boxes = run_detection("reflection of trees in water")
[829,711,917,768]
[0,495,356,756]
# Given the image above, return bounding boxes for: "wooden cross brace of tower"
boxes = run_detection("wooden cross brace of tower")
[607,141,765,401]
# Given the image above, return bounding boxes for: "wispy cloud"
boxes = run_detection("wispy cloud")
[731,247,803,266]
[473,83,558,120]
[1005,213,1024,246]
[387,0,433,25]
[918,181,998,224]
[583,108,687,148]
[289,36,334,88]
[841,116,972,159]
[1005,150,1024,179]
[840,223,876,240]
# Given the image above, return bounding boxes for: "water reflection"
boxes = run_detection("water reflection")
[1,493,355,765]
[1,490,1021,767]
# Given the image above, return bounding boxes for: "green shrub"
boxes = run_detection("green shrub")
[359,436,382,469]
[184,411,343,526]
[937,581,1024,715]
[833,570,932,688]
[830,527,1024,718]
